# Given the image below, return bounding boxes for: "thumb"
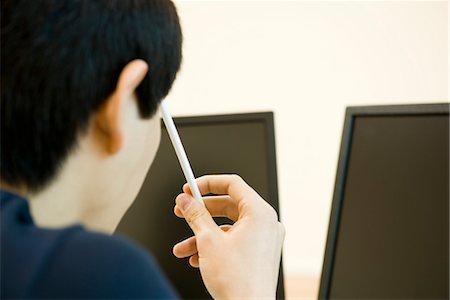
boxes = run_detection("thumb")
[176,193,219,236]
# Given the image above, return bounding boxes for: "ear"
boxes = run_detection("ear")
[93,59,149,155]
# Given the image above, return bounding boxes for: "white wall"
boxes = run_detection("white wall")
[167,0,448,276]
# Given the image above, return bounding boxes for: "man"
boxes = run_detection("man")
[1,0,285,299]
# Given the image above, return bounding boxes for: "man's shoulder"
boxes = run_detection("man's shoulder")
[29,227,178,298]
[58,227,151,265]
[1,191,178,299]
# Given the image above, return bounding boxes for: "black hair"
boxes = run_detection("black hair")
[1,0,182,192]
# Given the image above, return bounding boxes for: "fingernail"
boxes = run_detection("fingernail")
[179,194,192,211]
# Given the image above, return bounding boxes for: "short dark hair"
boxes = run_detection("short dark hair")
[1,0,182,192]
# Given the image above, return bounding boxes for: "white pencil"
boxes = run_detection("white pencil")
[160,101,204,205]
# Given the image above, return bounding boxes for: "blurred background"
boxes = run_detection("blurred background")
[165,1,448,298]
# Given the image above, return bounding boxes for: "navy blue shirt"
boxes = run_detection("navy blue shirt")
[0,190,179,299]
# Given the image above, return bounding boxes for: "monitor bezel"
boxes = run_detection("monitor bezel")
[169,111,281,219]
[169,111,285,298]
[318,103,449,299]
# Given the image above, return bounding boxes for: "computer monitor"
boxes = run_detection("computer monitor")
[319,103,449,299]
[116,112,284,299]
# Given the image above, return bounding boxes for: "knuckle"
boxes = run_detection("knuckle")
[197,175,209,185]
[229,174,243,183]
[264,205,279,222]
[197,231,213,242]
[186,207,207,225]
[196,229,219,246]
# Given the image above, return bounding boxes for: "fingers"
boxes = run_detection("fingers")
[175,193,220,237]
[175,195,239,221]
[173,235,197,258]
[183,175,258,203]
[183,175,271,217]
[173,225,232,259]
[173,224,233,269]
[189,254,199,268]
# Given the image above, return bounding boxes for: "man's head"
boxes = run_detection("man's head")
[1,0,182,230]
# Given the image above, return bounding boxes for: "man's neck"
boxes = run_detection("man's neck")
[27,158,122,234]
[12,146,126,234]
[1,130,144,235]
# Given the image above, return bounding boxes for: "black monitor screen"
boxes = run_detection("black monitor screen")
[320,104,449,299]
[116,112,284,299]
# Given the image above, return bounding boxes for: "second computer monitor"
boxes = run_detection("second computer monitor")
[320,103,449,299]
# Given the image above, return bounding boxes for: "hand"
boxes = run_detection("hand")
[172,175,285,299]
